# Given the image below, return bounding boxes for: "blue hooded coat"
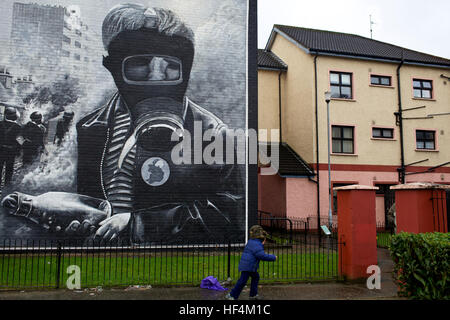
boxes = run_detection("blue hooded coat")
[238,239,276,272]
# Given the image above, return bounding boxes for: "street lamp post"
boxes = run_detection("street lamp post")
[324,91,333,231]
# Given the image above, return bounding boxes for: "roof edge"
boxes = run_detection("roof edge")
[281,142,316,176]
[266,26,311,55]
[267,24,450,69]
[258,142,316,178]
[310,50,450,69]
[258,66,287,72]
[258,49,288,71]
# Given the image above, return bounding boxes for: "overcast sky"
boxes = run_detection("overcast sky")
[1,0,449,60]
[258,0,450,59]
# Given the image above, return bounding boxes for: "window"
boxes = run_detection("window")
[371,75,391,86]
[332,126,354,154]
[74,54,81,61]
[64,21,72,31]
[74,41,81,48]
[372,128,394,139]
[413,79,433,99]
[416,130,436,150]
[330,72,353,99]
[63,35,71,44]
[61,50,70,57]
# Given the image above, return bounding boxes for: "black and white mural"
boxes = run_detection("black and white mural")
[0,0,255,244]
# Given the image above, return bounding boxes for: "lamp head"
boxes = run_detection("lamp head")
[324,91,332,103]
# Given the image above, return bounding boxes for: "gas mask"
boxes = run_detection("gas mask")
[103,29,194,171]
[122,54,183,85]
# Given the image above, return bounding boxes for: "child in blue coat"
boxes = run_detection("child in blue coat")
[226,225,277,300]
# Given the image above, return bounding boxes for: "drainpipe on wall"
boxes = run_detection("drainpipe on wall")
[278,71,283,143]
[314,53,321,233]
[396,58,406,184]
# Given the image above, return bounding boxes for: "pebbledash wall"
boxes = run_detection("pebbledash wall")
[258,26,450,224]
[0,0,258,244]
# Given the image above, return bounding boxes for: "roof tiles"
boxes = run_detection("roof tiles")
[258,49,288,70]
[272,25,450,67]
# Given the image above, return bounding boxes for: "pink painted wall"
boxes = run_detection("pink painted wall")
[317,169,450,217]
[258,174,286,217]
[375,196,386,225]
[286,178,317,220]
[404,172,450,184]
[258,169,450,225]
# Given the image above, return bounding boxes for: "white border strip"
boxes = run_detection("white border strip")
[245,0,249,244]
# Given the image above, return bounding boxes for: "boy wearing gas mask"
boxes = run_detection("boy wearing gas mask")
[2,4,245,244]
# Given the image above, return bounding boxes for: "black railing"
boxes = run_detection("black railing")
[257,212,340,243]
[0,237,342,290]
[447,190,450,233]
[259,211,394,250]
[305,215,338,231]
[258,217,294,244]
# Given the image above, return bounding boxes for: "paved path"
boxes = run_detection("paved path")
[0,282,401,300]
[0,249,401,300]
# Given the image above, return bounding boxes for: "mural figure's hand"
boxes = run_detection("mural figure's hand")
[1,192,111,235]
[95,212,131,241]
[64,219,96,235]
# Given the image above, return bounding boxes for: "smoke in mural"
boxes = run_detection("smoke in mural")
[0,0,251,244]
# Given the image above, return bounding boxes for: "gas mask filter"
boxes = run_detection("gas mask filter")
[117,97,185,171]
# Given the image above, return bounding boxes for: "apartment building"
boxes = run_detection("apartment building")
[258,25,450,227]
[10,3,101,79]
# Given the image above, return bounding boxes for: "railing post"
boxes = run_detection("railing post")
[338,238,345,279]
[227,240,231,280]
[446,190,450,232]
[288,219,293,244]
[55,241,62,289]
[304,221,307,243]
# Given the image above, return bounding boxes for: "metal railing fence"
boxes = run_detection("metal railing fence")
[0,237,342,290]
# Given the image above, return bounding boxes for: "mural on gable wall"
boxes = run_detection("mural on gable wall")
[0,0,253,245]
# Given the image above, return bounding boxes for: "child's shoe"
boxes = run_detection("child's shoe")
[225,293,237,300]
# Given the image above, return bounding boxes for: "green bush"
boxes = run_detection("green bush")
[389,232,449,300]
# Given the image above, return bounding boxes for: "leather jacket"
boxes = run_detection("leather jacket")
[76,93,245,243]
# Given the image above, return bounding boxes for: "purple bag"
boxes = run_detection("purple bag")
[200,276,228,291]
